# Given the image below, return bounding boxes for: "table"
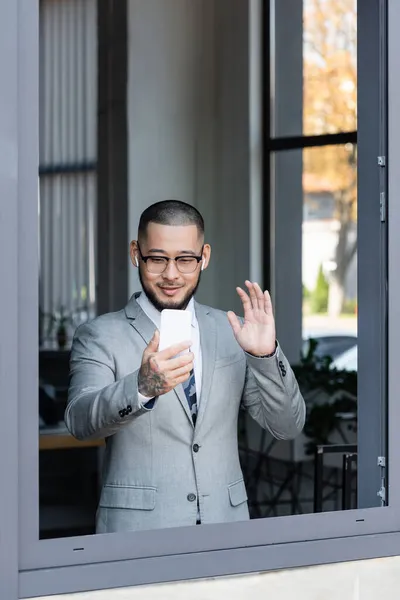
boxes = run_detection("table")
[39,422,105,451]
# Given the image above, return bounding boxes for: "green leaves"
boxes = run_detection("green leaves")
[292,338,357,454]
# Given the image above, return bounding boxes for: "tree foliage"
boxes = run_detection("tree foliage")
[310,264,329,314]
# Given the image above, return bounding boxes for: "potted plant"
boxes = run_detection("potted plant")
[238,338,357,464]
[46,305,73,350]
[292,338,357,456]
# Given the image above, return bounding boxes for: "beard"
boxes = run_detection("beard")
[138,268,202,312]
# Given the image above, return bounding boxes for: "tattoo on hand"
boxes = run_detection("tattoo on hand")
[138,356,169,397]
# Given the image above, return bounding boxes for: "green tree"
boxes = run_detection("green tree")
[311,265,329,314]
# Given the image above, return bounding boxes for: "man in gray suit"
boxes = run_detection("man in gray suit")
[66,200,305,533]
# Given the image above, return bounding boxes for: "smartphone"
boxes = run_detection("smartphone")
[159,309,192,352]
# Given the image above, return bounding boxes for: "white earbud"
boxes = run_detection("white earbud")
[135,257,139,267]
[201,259,205,271]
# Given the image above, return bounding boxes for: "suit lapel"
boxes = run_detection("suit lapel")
[125,293,156,345]
[194,302,216,430]
[174,383,194,425]
[125,294,194,426]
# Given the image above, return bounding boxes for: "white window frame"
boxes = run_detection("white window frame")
[2,0,400,598]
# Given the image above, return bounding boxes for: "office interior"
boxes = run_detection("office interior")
[37,0,363,540]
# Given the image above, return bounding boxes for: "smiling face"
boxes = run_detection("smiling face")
[130,222,211,311]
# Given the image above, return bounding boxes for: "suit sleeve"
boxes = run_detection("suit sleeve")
[241,343,306,440]
[65,321,156,440]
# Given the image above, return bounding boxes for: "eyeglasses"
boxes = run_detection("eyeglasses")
[137,243,204,274]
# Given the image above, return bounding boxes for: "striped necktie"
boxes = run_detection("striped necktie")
[182,369,197,425]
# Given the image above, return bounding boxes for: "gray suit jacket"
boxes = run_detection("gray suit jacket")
[65,293,305,533]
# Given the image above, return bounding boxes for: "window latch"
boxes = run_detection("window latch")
[377,456,386,505]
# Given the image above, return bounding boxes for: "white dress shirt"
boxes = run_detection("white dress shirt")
[136,292,202,403]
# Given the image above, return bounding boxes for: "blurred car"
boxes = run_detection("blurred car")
[302,331,357,362]
[330,344,358,372]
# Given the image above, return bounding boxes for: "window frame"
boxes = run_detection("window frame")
[0,2,22,598]
[2,0,400,598]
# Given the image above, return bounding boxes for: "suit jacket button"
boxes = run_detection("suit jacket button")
[193,444,199,453]
[127,405,132,413]
[187,493,196,502]
[119,409,126,417]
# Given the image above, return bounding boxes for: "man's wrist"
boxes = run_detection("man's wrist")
[251,340,278,358]
[138,391,155,403]
[138,389,156,410]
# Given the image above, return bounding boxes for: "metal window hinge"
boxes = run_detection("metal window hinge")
[380,192,386,222]
[377,456,387,505]
[377,485,386,504]
[378,155,386,167]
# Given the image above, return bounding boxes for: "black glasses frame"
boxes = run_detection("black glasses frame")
[137,243,204,274]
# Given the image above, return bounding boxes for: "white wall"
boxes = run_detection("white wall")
[37,554,400,599]
[127,0,253,314]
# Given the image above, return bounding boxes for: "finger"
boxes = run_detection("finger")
[227,311,242,338]
[169,363,193,380]
[253,282,265,311]
[164,369,192,393]
[245,280,258,310]
[146,329,160,353]
[159,340,192,360]
[236,286,252,314]
[264,290,274,315]
[173,371,193,387]
[164,352,194,372]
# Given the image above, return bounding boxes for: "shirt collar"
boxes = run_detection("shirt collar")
[137,292,197,329]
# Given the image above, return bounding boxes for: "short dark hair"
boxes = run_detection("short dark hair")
[138,200,204,240]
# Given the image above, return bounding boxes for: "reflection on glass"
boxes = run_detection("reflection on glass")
[271,0,357,138]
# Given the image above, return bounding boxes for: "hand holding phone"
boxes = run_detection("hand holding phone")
[138,310,193,398]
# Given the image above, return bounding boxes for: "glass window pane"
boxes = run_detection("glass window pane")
[271,0,357,138]
[303,144,358,345]
[261,144,361,516]
[31,0,380,559]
